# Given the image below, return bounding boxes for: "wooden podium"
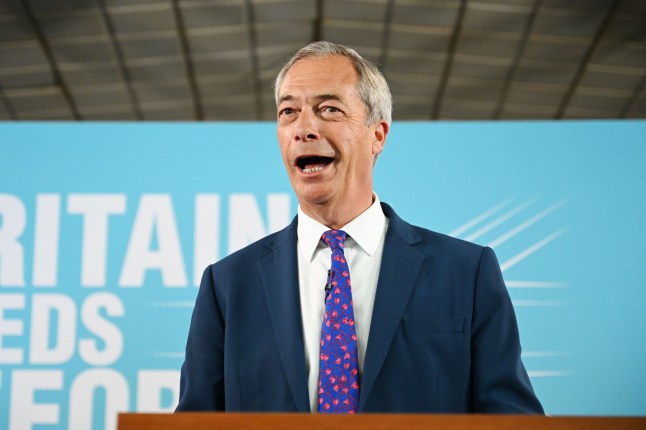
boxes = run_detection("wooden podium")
[118,413,646,430]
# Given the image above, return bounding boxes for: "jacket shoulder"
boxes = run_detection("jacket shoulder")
[382,201,486,261]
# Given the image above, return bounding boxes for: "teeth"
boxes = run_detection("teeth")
[303,166,324,173]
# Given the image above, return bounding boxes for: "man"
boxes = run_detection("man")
[176,41,543,414]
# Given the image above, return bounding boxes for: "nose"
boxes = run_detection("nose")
[295,109,320,142]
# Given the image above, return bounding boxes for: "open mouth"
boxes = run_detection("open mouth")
[296,155,334,173]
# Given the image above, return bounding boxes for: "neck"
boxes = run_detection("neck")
[300,193,374,230]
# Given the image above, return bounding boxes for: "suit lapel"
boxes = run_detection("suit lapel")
[257,220,310,412]
[359,204,427,410]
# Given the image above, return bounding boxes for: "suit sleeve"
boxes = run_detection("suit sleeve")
[470,247,544,414]
[175,265,225,411]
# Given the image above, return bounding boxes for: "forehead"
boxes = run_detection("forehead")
[279,55,359,100]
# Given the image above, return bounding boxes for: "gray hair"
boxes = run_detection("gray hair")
[274,41,392,125]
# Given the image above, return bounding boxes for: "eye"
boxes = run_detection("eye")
[279,107,295,116]
[322,106,340,113]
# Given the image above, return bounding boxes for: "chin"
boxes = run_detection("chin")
[296,186,334,206]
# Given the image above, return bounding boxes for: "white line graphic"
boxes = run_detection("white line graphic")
[487,199,568,248]
[448,198,512,238]
[463,199,536,242]
[500,228,567,272]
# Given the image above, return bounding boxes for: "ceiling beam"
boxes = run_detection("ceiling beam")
[493,0,542,119]
[244,0,263,120]
[378,0,395,70]
[19,0,81,119]
[432,0,468,120]
[314,0,324,42]
[171,0,204,120]
[0,81,17,119]
[555,0,622,119]
[96,0,143,120]
[620,73,645,118]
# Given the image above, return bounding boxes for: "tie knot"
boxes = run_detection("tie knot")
[321,229,347,251]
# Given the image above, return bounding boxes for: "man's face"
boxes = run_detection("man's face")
[276,55,387,213]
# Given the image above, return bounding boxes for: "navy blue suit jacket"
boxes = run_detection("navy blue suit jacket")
[176,203,543,413]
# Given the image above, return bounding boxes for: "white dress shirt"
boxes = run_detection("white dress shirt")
[296,194,389,412]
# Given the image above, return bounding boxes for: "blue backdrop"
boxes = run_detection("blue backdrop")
[1,121,645,429]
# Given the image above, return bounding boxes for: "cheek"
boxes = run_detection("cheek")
[277,134,290,158]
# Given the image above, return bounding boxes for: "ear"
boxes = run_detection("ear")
[371,120,389,157]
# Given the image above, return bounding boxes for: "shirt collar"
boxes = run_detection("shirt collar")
[297,194,387,262]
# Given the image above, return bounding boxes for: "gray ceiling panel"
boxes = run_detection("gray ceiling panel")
[569,89,631,111]
[141,101,194,120]
[0,0,643,121]
[83,110,137,120]
[393,102,431,120]
[255,23,312,48]
[198,75,254,98]
[133,81,191,103]
[193,57,253,75]
[463,4,530,33]
[0,0,19,14]
[203,95,254,116]
[139,97,191,110]
[70,83,130,105]
[127,60,186,81]
[322,26,384,50]
[119,37,182,59]
[188,30,250,53]
[605,17,646,42]
[388,28,451,53]
[563,105,618,118]
[592,42,646,68]
[456,32,522,58]
[180,3,246,27]
[522,39,588,62]
[8,86,68,111]
[506,86,565,106]
[451,60,510,80]
[386,53,445,75]
[38,11,105,38]
[445,81,504,103]
[618,0,646,14]
[388,75,437,98]
[532,9,606,38]
[0,14,32,41]
[17,108,74,120]
[108,7,175,34]
[325,0,387,22]
[50,40,115,62]
[440,100,495,120]
[104,0,166,6]
[579,69,642,90]
[391,2,458,27]
[257,51,293,70]
[253,0,316,22]
[626,96,645,117]
[59,63,121,84]
[0,44,48,67]
[515,63,577,85]
[542,0,614,9]
[27,0,96,12]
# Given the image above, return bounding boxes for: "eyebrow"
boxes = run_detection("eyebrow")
[278,94,343,104]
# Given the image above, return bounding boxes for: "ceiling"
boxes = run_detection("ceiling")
[0,0,644,121]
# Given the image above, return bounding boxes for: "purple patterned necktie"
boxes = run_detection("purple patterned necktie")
[318,229,360,414]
